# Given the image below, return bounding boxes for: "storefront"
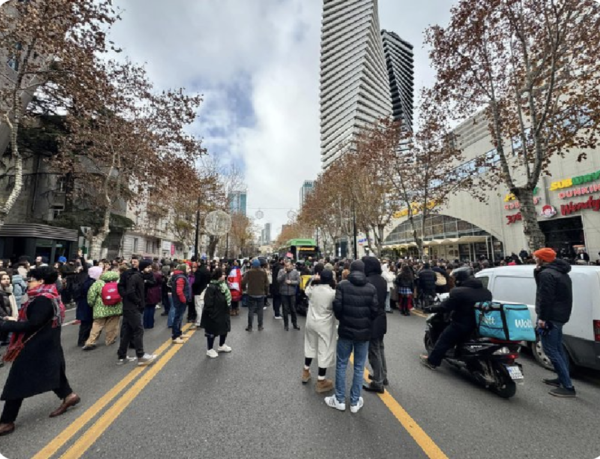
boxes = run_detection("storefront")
[0,223,78,263]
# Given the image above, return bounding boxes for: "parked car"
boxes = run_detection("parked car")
[475,265,600,371]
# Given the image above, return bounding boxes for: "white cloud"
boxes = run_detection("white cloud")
[109,0,454,241]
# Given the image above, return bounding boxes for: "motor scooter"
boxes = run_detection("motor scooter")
[424,311,524,398]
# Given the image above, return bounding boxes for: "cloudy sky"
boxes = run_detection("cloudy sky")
[109,0,453,240]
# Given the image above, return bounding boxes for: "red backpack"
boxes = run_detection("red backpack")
[101,281,122,306]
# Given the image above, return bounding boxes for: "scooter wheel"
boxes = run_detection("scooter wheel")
[424,331,435,352]
[491,365,517,399]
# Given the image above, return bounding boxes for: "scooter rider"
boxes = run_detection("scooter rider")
[420,267,492,369]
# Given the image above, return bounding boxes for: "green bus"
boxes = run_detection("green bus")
[278,238,319,261]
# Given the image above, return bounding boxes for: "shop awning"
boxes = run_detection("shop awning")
[457,236,488,243]
[0,223,78,241]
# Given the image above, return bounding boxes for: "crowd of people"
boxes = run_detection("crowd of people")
[0,245,579,435]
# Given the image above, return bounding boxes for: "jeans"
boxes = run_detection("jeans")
[247,296,264,329]
[78,320,93,347]
[117,308,145,359]
[385,291,391,312]
[171,300,187,339]
[143,305,156,329]
[541,321,573,389]
[428,321,473,367]
[272,294,281,317]
[368,337,387,386]
[167,294,175,327]
[281,295,297,327]
[194,294,205,326]
[335,338,369,406]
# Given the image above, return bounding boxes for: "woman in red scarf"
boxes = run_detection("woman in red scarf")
[227,261,242,316]
[0,267,79,436]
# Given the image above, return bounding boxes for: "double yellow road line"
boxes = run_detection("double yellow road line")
[33,325,196,459]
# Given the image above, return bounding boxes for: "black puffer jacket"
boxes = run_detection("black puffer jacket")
[417,268,437,294]
[333,271,378,342]
[534,259,572,324]
[363,257,387,339]
[433,277,492,327]
[118,269,145,312]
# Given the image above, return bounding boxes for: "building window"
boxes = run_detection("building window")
[133,238,139,253]
[146,241,152,254]
[56,176,66,192]
[50,205,64,220]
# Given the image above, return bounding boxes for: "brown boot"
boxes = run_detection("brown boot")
[316,379,334,393]
[49,393,81,418]
[301,368,311,384]
[0,423,15,436]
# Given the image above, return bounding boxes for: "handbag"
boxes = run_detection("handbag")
[435,272,447,286]
[3,320,50,363]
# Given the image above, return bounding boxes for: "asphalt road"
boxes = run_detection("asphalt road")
[0,305,598,459]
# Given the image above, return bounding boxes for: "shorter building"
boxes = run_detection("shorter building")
[300,181,314,207]
[260,223,271,246]
[229,191,247,216]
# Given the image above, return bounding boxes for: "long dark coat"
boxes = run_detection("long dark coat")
[200,284,231,336]
[1,296,67,400]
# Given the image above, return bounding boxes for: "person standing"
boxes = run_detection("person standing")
[11,266,27,310]
[186,262,197,324]
[277,260,300,331]
[533,248,576,398]
[362,257,388,394]
[0,272,18,346]
[0,267,79,436]
[117,258,156,366]
[83,269,122,350]
[395,265,415,316]
[73,261,97,347]
[201,269,232,358]
[382,261,396,313]
[170,263,191,344]
[303,269,337,393]
[143,263,162,329]
[325,260,377,414]
[191,260,211,329]
[241,258,269,332]
[270,258,283,319]
[227,261,242,317]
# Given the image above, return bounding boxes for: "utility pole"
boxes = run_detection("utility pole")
[225,232,229,260]
[352,201,358,260]
[194,196,200,260]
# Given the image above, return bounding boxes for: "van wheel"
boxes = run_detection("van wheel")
[531,338,554,370]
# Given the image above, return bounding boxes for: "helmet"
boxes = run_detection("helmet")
[451,266,474,286]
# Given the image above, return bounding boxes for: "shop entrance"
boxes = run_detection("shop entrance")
[538,216,584,257]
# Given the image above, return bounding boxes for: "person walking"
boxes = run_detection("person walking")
[227,261,242,317]
[191,260,211,329]
[143,264,162,329]
[0,267,79,436]
[533,248,576,398]
[83,269,122,350]
[303,269,337,393]
[325,260,378,414]
[117,258,156,366]
[241,258,269,332]
[186,262,197,324]
[73,262,97,347]
[270,258,283,319]
[362,257,388,394]
[201,268,232,358]
[170,263,191,344]
[277,260,300,331]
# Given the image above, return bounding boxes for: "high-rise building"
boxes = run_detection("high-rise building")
[228,191,247,216]
[299,180,315,207]
[260,223,272,246]
[381,30,414,130]
[320,0,393,169]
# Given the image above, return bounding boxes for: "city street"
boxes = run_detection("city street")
[0,306,598,459]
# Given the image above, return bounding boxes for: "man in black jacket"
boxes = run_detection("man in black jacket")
[117,258,156,366]
[533,248,575,398]
[362,257,388,394]
[270,258,283,319]
[416,263,437,308]
[325,260,378,414]
[420,267,492,369]
[191,261,211,329]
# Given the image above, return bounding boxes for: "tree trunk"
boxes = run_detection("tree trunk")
[513,187,546,250]
[208,235,219,259]
[90,206,111,260]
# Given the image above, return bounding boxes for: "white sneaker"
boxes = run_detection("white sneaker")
[137,354,156,366]
[207,349,218,358]
[180,333,190,339]
[274,315,283,320]
[350,397,364,414]
[217,344,232,353]
[172,337,185,344]
[324,395,346,411]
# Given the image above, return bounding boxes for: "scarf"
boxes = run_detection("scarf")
[211,279,231,306]
[6,283,65,355]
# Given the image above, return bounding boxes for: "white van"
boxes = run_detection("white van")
[475,265,600,371]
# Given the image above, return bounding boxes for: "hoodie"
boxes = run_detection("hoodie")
[534,259,573,323]
[333,261,378,342]
[87,270,123,319]
[363,257,387,339]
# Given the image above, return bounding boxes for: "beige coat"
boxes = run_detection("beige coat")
[304,284,337,368]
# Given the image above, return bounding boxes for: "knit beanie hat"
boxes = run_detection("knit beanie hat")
[251,258,260,268]
[350,260,365,273]
[58,256,67,263]
[139,260,152,271]
[176,263,188,272]
[88,266,103,280]
[533,248,556,263]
